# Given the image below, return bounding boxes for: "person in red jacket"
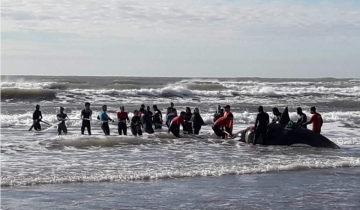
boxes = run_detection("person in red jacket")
[168,111,185,137]
[117,106,129,135]
[222,105,233,136]
[212,113,234,139]
[302,106,323,133]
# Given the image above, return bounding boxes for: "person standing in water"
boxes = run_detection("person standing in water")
[141,107,154,134]
[303,106,323,133]
[166,109,177,127]
[169,111,185,137]
[138,104,146,116]
[213,105,224,122]
[167,102,175,115]
[296,107,307,128]
[131,110,143,136]
[223,105,233,136]
[191,107,205,135]
[152,105,163,129]
[183,107,193,134]
[271,107,282,123]
[57,107,69,135]
[117,106,129,135]
[29,104,43,131]
[212,113,234,139]
[253,106,269,145]
[81,102,92,135]
[97,105,114,135]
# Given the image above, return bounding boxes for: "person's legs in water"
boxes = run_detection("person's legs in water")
[194,129,200,135]
[122,123,127,135]
[118,122,122,135]
[87,122,91,135]
[137,125,142,136]
[131,125,137,136]
[34,121,41,131]
[101,122,110,135]
[212,125,224,138]
[170,126,180,137]
[81,123,85,135]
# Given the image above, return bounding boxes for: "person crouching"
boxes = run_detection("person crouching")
[212,113,234,139]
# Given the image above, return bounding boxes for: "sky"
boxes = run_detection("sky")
[1,0,360,78]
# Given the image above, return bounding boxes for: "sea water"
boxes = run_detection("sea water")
[1,76,360,209]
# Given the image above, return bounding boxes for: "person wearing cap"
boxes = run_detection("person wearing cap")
[97,105,114,135]
[212,113,234,139]
[183,107,193,134]
[57,107,69,135]
[253,106,269,145]
[302,106,323,133]
[223,105,233,136]
[117,106,129,135]
[81,102,92,135]
[152,105,163,129]
[169,111,186,137]
[296,107,307,128]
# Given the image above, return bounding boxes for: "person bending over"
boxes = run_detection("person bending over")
[168,111,186,137]
[212,113,234,139]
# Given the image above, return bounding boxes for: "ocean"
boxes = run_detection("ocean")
[1,75,360,209]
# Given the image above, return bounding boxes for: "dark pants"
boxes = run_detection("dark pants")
[183,122,193,134]
[193,126,202,135]
[131,125,142,136]
[253,128,267,145]
[81,120,91,135]
[58,123,67,135]
[34,120,41,131]
[118,122,127,135]
[144,124,154,134]
[213,125,226,139]
[101,122,110,135]
[170,126,180,137]
[154,123,162,130]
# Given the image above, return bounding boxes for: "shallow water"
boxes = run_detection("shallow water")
[1,76,360,209]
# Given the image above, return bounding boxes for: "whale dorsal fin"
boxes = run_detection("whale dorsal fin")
[279,107,290,125]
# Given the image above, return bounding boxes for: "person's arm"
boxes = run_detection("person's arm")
[254,115,259,129]
[39,112,43,120]
[320,115,323,127]
[303,116,313,126]
[81,110,84,119]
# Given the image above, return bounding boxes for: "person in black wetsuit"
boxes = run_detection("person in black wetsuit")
[296,107,307,128]
[213,105,224,122]
[57,107,69,135]
[191,107,205,135]
[183,107,193,134]
[81,102,92,135]
[253,106,269,145]
[271,107,282,123]
[30,104,43,131]
[166,102,175,115]
[152,105,163,129]
[141,107,154,134]
[131,110,143,136]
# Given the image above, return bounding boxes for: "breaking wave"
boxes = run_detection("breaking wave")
[2,159,360,187]
[1,88,57,101]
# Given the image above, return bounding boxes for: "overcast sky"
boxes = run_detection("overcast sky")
[1,0,360,78]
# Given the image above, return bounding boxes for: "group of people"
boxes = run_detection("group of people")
[252,106,323,144]
[29,103,324,141]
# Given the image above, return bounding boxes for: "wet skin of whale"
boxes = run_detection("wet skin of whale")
[238,124,340,149]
